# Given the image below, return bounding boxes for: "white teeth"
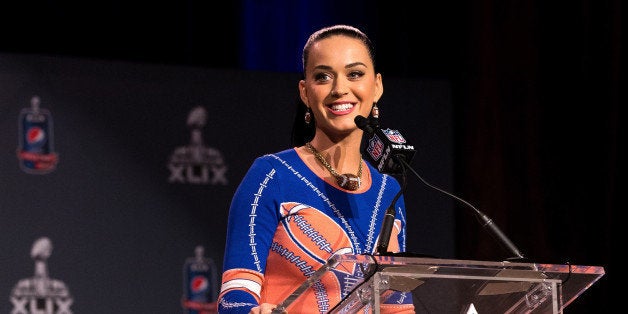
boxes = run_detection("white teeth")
[330,104,353,111]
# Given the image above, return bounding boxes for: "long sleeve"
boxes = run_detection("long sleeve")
[218,156,282,313]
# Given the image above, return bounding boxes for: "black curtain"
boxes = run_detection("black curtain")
[451,1,620,313]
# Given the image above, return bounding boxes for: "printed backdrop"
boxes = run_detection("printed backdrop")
[0,52,453,313]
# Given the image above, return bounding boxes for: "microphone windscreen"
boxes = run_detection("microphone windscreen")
[354,115,373,133]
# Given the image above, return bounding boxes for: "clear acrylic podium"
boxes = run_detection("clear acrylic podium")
[273,253,605,314]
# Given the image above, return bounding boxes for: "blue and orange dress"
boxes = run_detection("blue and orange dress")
[218,148,415,313]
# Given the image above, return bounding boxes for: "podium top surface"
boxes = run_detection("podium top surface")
[274,253,605,314]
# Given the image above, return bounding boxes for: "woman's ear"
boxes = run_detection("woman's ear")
[374,73,384,102]
[299,80,308,104]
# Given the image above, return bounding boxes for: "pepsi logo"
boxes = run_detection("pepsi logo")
[190,275,208,292]
[26,127,46,145]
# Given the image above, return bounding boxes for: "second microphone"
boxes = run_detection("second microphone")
[355,115,416,175]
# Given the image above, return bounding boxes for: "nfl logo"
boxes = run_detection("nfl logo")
[382,128,406,144]
[367,135,384,161]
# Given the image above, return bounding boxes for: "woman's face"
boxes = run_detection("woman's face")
[299,35,382,140]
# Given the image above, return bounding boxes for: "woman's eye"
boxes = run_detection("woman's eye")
[314,73,331,81]
[348,71,365,79]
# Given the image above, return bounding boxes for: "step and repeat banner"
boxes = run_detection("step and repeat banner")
[0,53,453,313]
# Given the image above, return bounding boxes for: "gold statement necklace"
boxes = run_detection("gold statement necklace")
[306,142,362,191]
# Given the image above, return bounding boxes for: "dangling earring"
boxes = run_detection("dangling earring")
[304,108,312,125]
[371,102,379,119]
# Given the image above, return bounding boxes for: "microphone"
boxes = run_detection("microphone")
[355,115,413,254]
[354,115,374,134]
[355,115,525,261]
[354,115,416,175]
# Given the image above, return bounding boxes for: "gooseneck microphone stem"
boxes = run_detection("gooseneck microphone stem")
[375,157,408,255]
[397,157,526,261]
[356,114,524,260]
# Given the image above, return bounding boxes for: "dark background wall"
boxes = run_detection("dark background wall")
[0,53,453,313]
[1,0,621,313]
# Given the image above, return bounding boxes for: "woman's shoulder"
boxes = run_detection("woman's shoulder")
[256,147,297,160]
[244,148,308,181]
[251,147,300,166]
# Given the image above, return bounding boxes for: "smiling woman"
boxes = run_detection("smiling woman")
[217,25,415,314]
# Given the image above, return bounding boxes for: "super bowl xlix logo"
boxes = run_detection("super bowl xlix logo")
[10,237,73,314]
[168,106,228,185]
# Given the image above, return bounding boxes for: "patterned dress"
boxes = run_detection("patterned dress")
[218,148,415,313]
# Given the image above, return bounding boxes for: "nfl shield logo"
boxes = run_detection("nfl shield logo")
[382,128,406,144]
[367,135,384,161]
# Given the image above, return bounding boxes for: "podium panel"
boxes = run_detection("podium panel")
[273,254,605,314]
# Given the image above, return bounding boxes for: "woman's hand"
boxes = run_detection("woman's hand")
[249,303,284,314]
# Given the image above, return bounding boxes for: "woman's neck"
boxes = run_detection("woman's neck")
[307,135,362,174]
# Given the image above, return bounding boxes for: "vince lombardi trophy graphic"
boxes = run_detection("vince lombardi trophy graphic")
[168,106,228,185]
[10,237,73,314]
